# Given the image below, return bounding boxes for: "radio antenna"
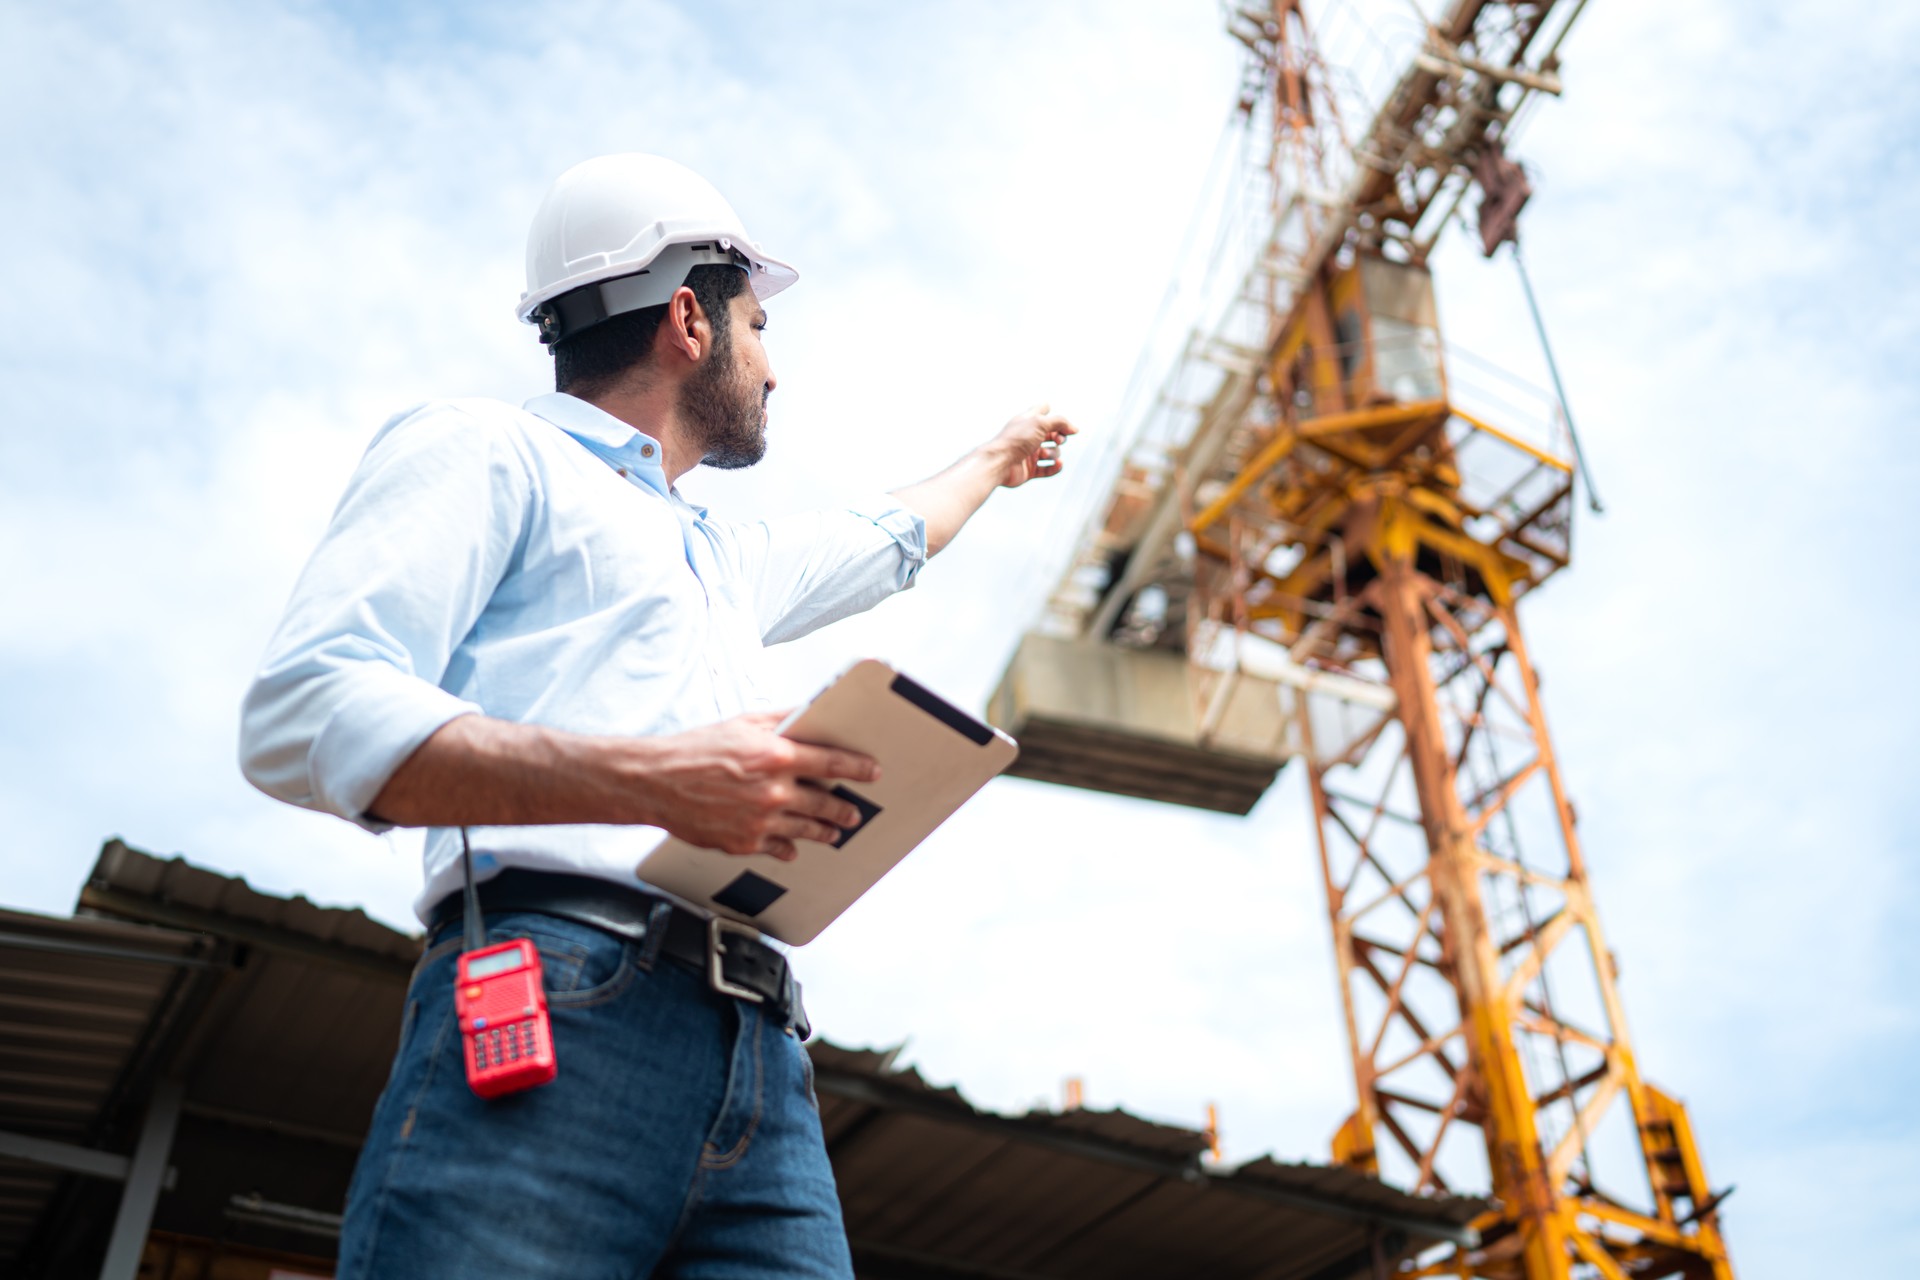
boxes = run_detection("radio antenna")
[460,827,486,954]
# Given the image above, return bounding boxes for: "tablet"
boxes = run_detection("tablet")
[635,660,1019,944]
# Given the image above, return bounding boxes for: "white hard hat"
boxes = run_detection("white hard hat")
[517,153,798,345]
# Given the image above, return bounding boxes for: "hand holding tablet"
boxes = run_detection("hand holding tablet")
[636,660,1019,945]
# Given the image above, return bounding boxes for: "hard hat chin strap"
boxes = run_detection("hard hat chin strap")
[534,243,750,345]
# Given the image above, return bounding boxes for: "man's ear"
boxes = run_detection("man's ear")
[661,286,711,365]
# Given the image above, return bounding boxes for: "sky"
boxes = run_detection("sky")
[2,0,1917,1274]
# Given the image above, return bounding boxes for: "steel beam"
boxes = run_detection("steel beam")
[223,1193,344,1240]
[0,927,225,969]
[0,1129,133,1182]
[98,1078,183,1280]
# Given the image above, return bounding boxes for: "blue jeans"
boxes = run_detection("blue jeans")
[338,910,853,1279]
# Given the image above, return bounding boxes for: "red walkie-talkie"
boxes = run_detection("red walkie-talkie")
[456,829,557,1098]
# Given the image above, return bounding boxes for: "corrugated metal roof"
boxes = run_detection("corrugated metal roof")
[4,844,416,1274]
[810,1043,1483,1280]
[0,903,216,1267]
[80,840,416,1153]
[82,838,418,971]
[3,843,1486,1278]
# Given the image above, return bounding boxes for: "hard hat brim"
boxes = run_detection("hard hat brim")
[517,239,797,325]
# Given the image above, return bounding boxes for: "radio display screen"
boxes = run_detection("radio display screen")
[466,949,524,980]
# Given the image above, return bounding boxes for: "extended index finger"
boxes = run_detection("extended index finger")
[789,740,881,784]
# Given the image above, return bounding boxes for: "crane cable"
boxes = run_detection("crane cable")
[1030,98,1252,572]
[1511,238,1605,515]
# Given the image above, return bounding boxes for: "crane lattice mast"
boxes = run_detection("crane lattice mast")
[988,3,1736,1276]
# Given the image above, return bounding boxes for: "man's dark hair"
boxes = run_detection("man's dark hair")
[553,264,749,397]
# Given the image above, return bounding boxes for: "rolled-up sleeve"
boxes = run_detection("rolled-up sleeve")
[239,404,531,830]
[711,494,927,645]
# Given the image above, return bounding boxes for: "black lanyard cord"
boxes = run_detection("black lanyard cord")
[460,827,487,954]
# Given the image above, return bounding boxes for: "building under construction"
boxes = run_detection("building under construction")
[1,3,1736,1278]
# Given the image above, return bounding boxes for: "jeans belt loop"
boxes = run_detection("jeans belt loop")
[638,900,673,972]
[783,972,811,1041]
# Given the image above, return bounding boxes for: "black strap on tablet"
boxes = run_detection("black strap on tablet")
[889,672,994,745]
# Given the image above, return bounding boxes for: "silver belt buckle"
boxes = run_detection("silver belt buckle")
[707,916,766,1004]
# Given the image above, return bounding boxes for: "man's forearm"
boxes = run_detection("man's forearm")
[367,714,649,828]
[891,406,1072,555]
[890,446,1006,557]
[365,709,881,860]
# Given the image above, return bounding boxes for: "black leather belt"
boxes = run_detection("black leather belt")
[429,869,808,1038]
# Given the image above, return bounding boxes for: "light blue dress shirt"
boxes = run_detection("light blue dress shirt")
[239,392,926,921]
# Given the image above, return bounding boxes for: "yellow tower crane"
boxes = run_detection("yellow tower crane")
[988,3,1736,1276]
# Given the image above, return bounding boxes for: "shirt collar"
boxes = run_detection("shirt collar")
[523,392,693,509]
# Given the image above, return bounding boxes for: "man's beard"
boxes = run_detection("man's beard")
[681,334,768,471]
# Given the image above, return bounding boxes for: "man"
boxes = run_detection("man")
[239,153,1072,1278]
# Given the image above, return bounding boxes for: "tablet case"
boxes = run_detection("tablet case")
[635,660,1019,944]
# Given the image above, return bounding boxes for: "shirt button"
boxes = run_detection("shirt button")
[640,444,655,458]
